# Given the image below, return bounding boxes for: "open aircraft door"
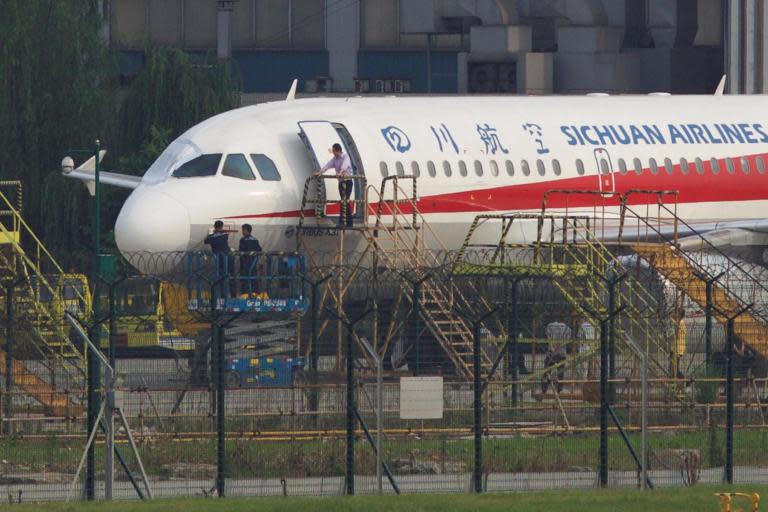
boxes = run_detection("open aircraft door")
[298,121,363,220]
[593,148,616,194]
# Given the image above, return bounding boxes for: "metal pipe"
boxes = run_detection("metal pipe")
[216,325,226,497]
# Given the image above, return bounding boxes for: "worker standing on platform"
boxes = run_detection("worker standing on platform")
[315,143,354,228]
[239,223,262,295]
[204,220,232,297]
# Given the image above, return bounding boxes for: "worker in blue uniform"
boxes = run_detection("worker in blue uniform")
[238,223,262,295]
[204,220,232,297]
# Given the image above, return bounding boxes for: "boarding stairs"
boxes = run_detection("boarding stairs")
[0,182,87,415]
[361,177,497,380]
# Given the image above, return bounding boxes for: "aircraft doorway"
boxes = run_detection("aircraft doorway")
[593,148,615,194]
[298,121,366,223]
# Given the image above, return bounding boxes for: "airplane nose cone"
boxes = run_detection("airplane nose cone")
[115,187,191,260]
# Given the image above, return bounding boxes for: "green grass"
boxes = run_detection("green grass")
[1,486,766,512]
[2,429,767,479]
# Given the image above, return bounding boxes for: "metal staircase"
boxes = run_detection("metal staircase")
[361,177,496,379]
[0,182,87,416]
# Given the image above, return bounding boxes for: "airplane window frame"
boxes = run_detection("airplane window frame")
[649,158,659,175]
[758,156,766,175]
[553,159,562,176]
[664,157,674,175]
[740,156,751,174]
[250,154,282,181]
[599,158,610,175]
[172,154,222,179]
[618,158,627,175]
[725,157,735,174]
[576,159,585,176]
[505,160,515,176]
[679,158,689,175]
[474,160,484,177]
[536,159,546,176]
[490,160,499,177]
[710,157,720,174]
[396,161,405,177]
[633,158,643,175]
[443,160,452,177]
[221,153,256,181]
[694,157,704,175]
[411,161,421,177]
[522,160,531,176]
[379,161,388,178]
[427,161,437,177]
[459,161,468,177]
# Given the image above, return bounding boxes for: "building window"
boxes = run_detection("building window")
[459,161,468,177]
[633,158,643,175]
[726,158,735,174]
[427,161,437,177]
[741,156,751,174]
[222,154,256,181]
[443,161,452,177]
[490,160,499,177]
[506,160,515,176]
[576,159,585,175]
[474,160,483,177]
[553,159,562,176]
[709,158,720,174]
[250,154,281,181]
[380,161,388,177]
[536,159,546,176]
[649,158,659,175]
[411,161,420,177]
[758,156,766,174]
[695,158,704,175]
[618,158,627,175]
[522,160,531,176]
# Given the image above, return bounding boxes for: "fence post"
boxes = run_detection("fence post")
[701,272,724,369]
[725,316,734,485]
[346,322,355,495]
[215,324,226,497]
[599,315,609,487]
[3,283,13,431]
[473,320,483,493]
[507,279,519,408]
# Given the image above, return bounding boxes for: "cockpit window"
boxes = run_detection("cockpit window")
[222,154,256,180]
[172,154,221,178]
[250,154,281,181]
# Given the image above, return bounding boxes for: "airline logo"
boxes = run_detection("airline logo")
[561,123,768,147]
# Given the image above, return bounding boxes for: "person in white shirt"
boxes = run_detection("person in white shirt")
[315,143,354,227]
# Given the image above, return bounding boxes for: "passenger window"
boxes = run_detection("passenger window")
[505,160,515,176]
[576,159,585,175]
[710,157,720,174]
[459,161,468,177]
[553,159,562,176]
[726,158,735,174]
[599,159,610,175]
[536,159,546,176]
[427,161,437,177]
[490,160,499,177]
[396,162,405,177]
[633,158,643,175]
[411,161,420,177]
[695,158,704,175]
[173,154,222,178]
[758,156,766,174]
[522,160,531,176]
[474,161,483,177]
[649,158,658,175]
[443,161,452,177]
[380,162,388,178]
[618,159,627,175]
[250,154,281,181]
[222,154,256,180]
[741,157,750,174]
[679,158,689,175]
[664,158,674,175]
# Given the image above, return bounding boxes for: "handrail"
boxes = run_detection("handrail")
[299,174,368,227]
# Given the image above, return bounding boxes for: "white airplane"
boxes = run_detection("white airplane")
[64,82,768,272]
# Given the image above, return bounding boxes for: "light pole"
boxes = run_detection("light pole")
[62,140,103,500]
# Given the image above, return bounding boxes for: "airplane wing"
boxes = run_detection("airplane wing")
[63,151,141,195]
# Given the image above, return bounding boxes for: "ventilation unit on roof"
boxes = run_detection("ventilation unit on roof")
[468,62,517,94]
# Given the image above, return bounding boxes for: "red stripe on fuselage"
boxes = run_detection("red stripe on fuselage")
[221,153,768,220]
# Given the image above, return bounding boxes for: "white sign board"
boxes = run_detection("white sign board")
[399,376,444,419]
